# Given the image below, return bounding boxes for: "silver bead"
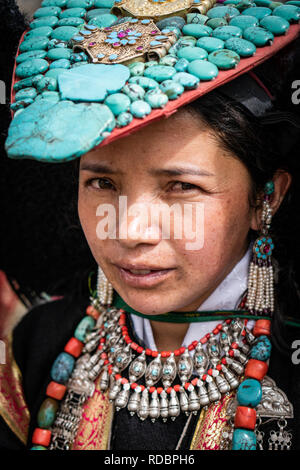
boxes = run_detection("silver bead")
[128,389,141,415]
[221,365,239,389]
[215,373,230,394]
[226,357,244,376]
[168,389,180,420]
[137,388,149,421]
[177,349,193,383]
[99,368,109,391]
[161,354,176,388]
[109,378,122,401]
[160,390,169,422]
[193,344,208,376]
[188,387,200,413]
[207,377,221,402]
[129,352,147,382]
[115,385,130,410]
[197,380,210,407]
[232,349,247,364]
[179,388,189,414]
[149,390,160,422]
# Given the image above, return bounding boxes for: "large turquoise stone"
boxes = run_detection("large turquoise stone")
[187,59,219,80]
[232,429,257,450]
[207,5,240,19]
[177,46,208,61]
[206,18,228,29]
[37,398,59,428]
[50,352,75,384]
[128,76,159,90]
[16,58,49,78]
[122,83,145,101]
[66,0,94,7]
[42,0,67,6]
[130,100,152,118]
[57,16,85,26]
[156,16,186,31]
[88,13,117,28]
[104,93,131,116]
[272,4,300,22]
[34,6,62,17]
[47,48,72,60]
[208,49,240,69]
[30,16,59,29]
[144,89,169,108]
[59,7,86,18]
[16,50,47,64]
[74,315,96,341]
[250,336,272,360]
[24,26,53,39]
[182,24,213,38]
[159,79,184,99]
[51,25,78,40]
[196,36,225,52]
[243,26,274,45]
[15,87,38,101]
[46,68,69,79]
[20,36,49,52]
[229,14,259,30]
[242,6,272,18]
[212,25,242,40]
[225,37,256,56]
[50,58,71,69]
[58,63,130,101]
[5,100,115,162]
[237,378,262,407]
[260,15,290,34]
[173,71,199,89]
[144,65,176,82]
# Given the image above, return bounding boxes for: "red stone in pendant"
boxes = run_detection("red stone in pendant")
[46,381,66,400]
[234,406,256,430]
[32,428,52,447]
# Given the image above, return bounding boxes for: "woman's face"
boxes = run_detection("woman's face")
[78,107,255,314]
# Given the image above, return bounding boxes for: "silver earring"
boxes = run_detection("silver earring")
[97,265,113,306]
[246,181,275,317]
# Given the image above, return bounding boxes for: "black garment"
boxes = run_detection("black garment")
[1,291,300,450]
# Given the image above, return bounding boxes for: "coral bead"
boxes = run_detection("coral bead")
[253,319,271,337]
[32,428,52,447]
[245,358,268,381]
[64,337,83,358]
[46,381,67,400]
[234,406,257,430]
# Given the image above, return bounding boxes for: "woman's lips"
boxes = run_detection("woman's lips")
[115,265,175,288]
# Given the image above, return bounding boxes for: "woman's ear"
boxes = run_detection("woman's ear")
[250,170,292,231]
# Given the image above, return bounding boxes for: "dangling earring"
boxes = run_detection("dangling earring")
[246,181,275,316]
[97,265,113,307]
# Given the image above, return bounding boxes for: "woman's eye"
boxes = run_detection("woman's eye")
[170,181,199,192]
[89,178,115,190]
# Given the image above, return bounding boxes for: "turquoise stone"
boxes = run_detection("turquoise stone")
[243,26,274,46]
[159,80,184,99]
[286,0,300,5]
[104,93,131,116]
[51,352,75,384]
[128,76,159,91]
[196,37,225,52]
[224,37,256,56]
[50,58,71,69]
[182,24,213,38]
[86,8,111,20]
[156,16,186,31]
[51,26,78,41]
[269,1,283,9]
[128,62,145,77]
[88,13,117,28]
[16,50,47,64]
[122,83,145,101]
[144,89,169,108]
[206,18,228,29]
[47,48,72,60]
[187,59,219,80]
[48,38,69,48]
[94,0,114,6]
[116,111,133,128]
[74,316,96,341]
[59,7,86,18]
[236,0,257,12]
[250,336,272,360]
[260,15,289,34]
[37,398,58,429]
[24,26,53,39]
[30,16,59,29]
[71,61,89,67]
[15,87,38,101]
[174,57,189,72]
[207,6,240,19]
[272,4,300,22]
[237,378,262,407]
[144,65,176,82]
[57,17,85,26]
[42,0,67,6]
[58,63,130,101]
[46,68,69,79]
[208,49,240,69]
[16,58,49,78]
[186,13,209,24]
[34,6,62,17]
[242,6,272,18]
[33,75,58,92]
[14,75,43,91]
[66,0,94,7]
[70,51,88,62]
[6,100,115,161]
[144,61,159,69]
[11,99,34,112]
[229,14,259,30]
[30,446,47,450]
[254,0,272,5]
[177,46,208,61]
[35,91,60,102]
[178,36,197,47]
[19,36,49,52]
[173,71,199,89]
[159,55,178,67]
[232,429,257,450]
[213,25,242,40]
[130,100,152,118]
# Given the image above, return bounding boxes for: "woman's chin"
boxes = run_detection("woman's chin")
[118,291,193,316]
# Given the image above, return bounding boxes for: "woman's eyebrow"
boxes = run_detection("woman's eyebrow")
[150,166,215,177]
[80,162,123,175]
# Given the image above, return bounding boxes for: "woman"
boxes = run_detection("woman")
[1,0,300,451]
